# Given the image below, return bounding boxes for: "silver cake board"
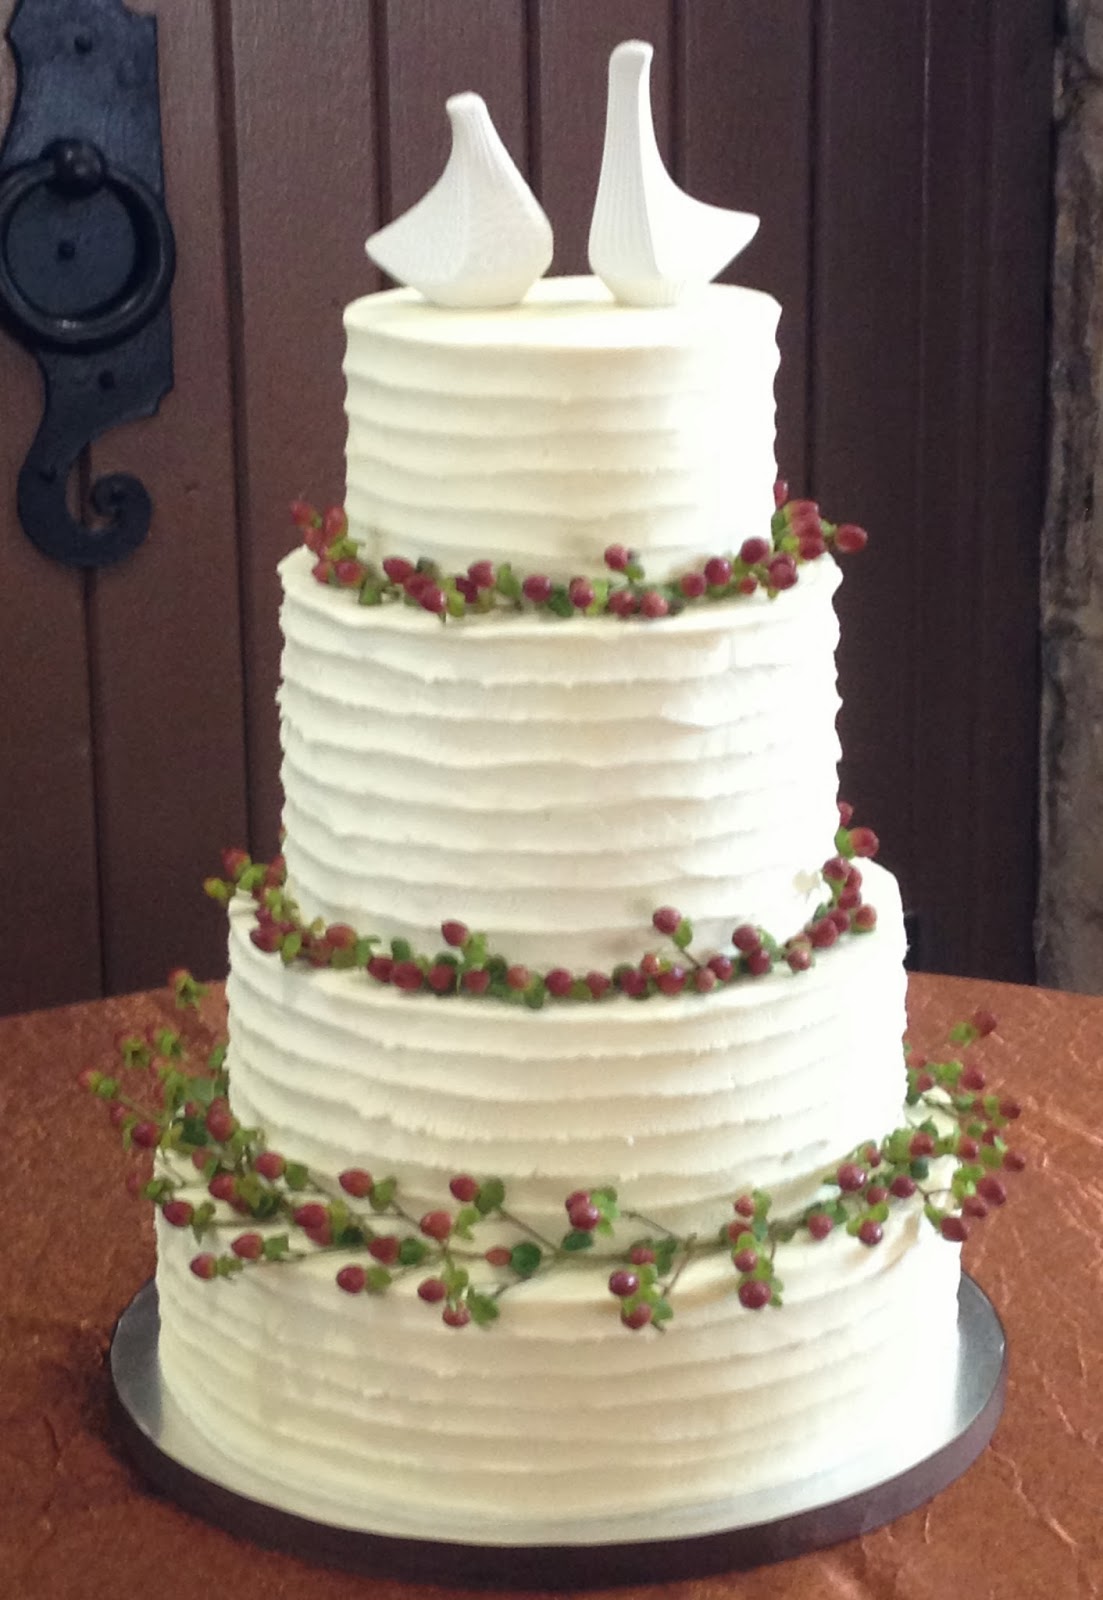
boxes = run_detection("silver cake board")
[108,1277,1006,1589]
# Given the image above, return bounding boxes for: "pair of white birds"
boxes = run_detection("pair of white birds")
[366,40,759,310]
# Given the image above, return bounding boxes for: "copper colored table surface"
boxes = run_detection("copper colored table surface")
[1,973,1101,1600]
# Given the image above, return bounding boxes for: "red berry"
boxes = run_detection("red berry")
[866,1184,889,1206]
[807,1212,834,1240]
[848,826,880,858]
[746,948,772,977]
[453,575,477,605]
[568,1198,602,1231]
[232,1232,264,1261]
[961,1065,986,1091]
[449,1174,479,1203]
[190,1254,217,1280]
[629,1245,657,1265]
[209,1173,237,1202]
[618,968,648,998]
[468,560,496,589]
[737,574,758,595]
[916,1070,936,1092]
[976,1175,1007,1207]
[607,588,638,617]
[418,1277,448,1302]
[420,1210,453,1241]
[732,924,760,954]
[369,1235,400,1265]
[837,799,854,827]
[521,572,553,604]
[767,554,798,590]
[704,556,732,586]
[640,952,663,977]
[772,479,789,508]
[586,971,612,998]
[733,1195,756,1219]
[205,1103,237,1143]
[858,1220,883,1247]
[221,846,250,880]
[739,536,771,565]
[829,907,851,934]
[569,577,595,610]
[604,543,630,571]
[707,955,734,981]
[427,963,457,993]
[957,1136,980,1160]
[293,1203,328,1232]
[962,1194,989,1219]
[339,1168,374,1198]
[940,1214,969,1243]
[732,1247,758,1273]
[972,1008,998,1037]
[382,556,414,584]
[462,967,491,995]
[890,1173,917,1199]
[1004,1150,1027,1173]
[738,1279,772,1310]
[419,584,446,614]
[312,558,334,583]
[441,920,468,948]
[786,942,813,972]
[853,904,878,932]
[652,906,682,936]
[621,1302,653,1330]
[565,1190,589,1209]
[392,961,424,992]
[367,954,395,983]
[442,1304,471,1329]
[162,1200,194,1228]
[255,1151,286,1181]
[693,967,716,993]
[484,1246,512,1267]
[837,1162,867,1193]
[545,967,573,997]
[290,498,317,528]
[639,589,669,619]
[608,1269,640,1299]
[680,571,707,599]
[337,1265,366,1294]
[305,1221,333,1247]
[809,918,839,950]
[503,964,528,991]
[799,534,827,561]
[909,1131,936,1158]
[834,523,869,554]
[837,885,862,912]
[130,1121,161,1149]
[999,1098,1022,1121]
[335,558,366,586]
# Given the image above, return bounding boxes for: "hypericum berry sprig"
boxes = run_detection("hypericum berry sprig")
[82,980,1023,1330]
[205,815,879,1008]
[289,485,868,625]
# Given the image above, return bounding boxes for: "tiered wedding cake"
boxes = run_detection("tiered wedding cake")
[145,46,985,1546]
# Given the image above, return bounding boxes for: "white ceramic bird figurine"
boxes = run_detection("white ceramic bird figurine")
[366,92,553,309]
[588,40,760,306]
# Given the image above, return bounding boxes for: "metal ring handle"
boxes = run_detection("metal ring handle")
[0,138,175,352]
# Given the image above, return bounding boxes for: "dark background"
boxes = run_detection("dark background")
[0,0,1053,1015]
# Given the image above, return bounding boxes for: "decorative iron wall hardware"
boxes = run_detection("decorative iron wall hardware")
[0,0,175,568]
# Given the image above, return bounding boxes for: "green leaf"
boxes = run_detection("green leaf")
[453,1205,479,1238]
[390,937,412,961]
[496,563,522,600]
[673,920,694,950]
[336,1224,365,1247]
[365,1266,392,1293]
[284,1161,310,1191]
[561,1229,594,1252]
[263,1233,290,1260]
[475,1176,506,1214]
[510,1241,542,1278]
[442,1264,470,1295]
[870,1202,890,1223]
[651,1297,674,1324]
[909,1157,930,1180]
[845,1216,862,1236]
[369,1176,397,1211]
[398,1236,430,1266]
[466,1292,501,1326]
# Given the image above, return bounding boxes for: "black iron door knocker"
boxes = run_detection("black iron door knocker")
[0,0,175,568]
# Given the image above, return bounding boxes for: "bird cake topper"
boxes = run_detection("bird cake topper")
[365,42,758,309]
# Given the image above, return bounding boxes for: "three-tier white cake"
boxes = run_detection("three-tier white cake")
[153,271,962,1543]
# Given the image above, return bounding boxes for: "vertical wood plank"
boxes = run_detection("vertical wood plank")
[969,0,1050,979]
[224,0,380,862]
[382,0,527,215]
[0,0,101,1014]
[533,0,672,274]
[681,0,814,495]
[813,1,927,934]
[87,0,248,993]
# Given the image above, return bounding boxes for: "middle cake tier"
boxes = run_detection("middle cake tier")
[278,546,844,971]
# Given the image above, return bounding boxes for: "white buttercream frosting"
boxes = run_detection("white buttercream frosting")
[152,274,961,1541]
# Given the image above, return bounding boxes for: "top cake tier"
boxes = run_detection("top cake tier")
[343,275,780,581]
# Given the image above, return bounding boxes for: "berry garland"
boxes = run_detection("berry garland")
[291,480,868,622]
[203,806,881,1008]
[81,980,1024,1333]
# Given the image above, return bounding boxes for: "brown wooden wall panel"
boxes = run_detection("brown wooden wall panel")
[223,0,380,863]
[87,0,248,994]
[382,0,528,217]
[813,2,928,926]
[681,0,814,496]
[532,0,673,273]
[0,0,101,1014]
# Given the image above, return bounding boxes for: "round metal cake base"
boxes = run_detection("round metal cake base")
[108,1276,1006,1589]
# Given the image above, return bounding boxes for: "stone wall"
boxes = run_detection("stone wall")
[1039,0,1103,992]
